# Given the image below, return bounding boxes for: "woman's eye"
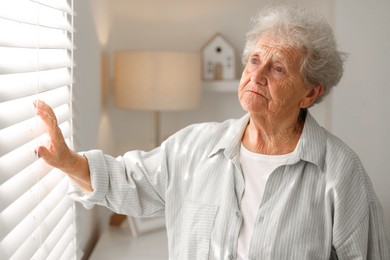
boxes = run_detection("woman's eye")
[250,58,259,65]
[275,67,284,73]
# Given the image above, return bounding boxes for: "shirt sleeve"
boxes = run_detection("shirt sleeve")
[335,201,390,259]
[68,147,168,217]
[332,156,390,259]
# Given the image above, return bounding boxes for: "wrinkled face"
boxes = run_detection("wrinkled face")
[238,31,312,118]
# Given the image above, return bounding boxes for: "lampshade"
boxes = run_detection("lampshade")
[114,51,201,111]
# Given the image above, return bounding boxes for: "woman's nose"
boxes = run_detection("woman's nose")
[251,65,268,86]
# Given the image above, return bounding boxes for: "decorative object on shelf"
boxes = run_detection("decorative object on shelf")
[114,51,201,146]
[202,33,236,81]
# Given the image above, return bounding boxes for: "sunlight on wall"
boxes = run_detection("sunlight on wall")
[89,0,111,46]
[97,110,115,153]
[89,0,113,150]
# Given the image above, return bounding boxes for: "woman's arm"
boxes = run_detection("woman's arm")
[34,100,93,192]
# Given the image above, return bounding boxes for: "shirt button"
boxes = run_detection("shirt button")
[258,216,264,222]
[227,254,233,260]
[235,211,241,217]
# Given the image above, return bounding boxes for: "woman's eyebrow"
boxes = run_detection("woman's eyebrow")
[252,48,290,65]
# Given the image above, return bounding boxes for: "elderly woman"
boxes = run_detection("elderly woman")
[36,5,389,260]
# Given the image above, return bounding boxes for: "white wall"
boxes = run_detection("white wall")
[334,0,390,237]
[73,0,105,258]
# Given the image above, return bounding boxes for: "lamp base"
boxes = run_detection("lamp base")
[154,111,161,147]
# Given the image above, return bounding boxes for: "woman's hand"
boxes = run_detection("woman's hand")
[34,100,75,170]
[34,100,93,192]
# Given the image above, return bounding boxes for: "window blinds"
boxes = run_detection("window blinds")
[0,0,76,259]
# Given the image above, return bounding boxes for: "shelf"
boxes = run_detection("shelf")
[202,80,239,93]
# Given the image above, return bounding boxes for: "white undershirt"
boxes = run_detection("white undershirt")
[237,144,294,260]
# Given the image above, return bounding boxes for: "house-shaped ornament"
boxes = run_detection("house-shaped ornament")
[202,33,236,80]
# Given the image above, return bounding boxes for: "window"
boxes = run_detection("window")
[0,0,76,259]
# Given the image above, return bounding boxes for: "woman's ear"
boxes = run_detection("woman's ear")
[300,85,325,108]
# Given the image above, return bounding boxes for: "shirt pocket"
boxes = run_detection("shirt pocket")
[179,202,219,260]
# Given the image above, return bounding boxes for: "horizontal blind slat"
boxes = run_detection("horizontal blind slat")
[32,0,73,14]
[0,104,70,156]
[49,221,76,260]
[0,135,72,186]
[0,47,72,74]
[0,160,52,213]
[31,208,75,260]
[2,179,73,259]
[0,173,66,255]
[57,228,77,260]
[0,68,72,102]
[0,174,69,252]
[0,123,70,197]
[0,18,72,49]
[0,86,70,129]
[0,147,40,186]
[0,0,72,31]
[10,194,74,260]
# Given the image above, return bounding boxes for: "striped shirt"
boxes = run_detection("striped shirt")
[237,145,294,260]
[72,112,390,260]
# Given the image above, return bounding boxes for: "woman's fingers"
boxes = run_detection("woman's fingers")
[34,100,58,129]
[36,145,50,161]
[33,100,70,168]
[34,100,64,142]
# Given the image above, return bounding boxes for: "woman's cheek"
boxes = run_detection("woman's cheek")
[239,72,251,90]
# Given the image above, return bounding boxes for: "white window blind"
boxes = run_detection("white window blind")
[0,0,76,259]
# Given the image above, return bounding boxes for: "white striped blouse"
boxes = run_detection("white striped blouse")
[72,112,390,260]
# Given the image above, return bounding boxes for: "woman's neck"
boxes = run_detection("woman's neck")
[242,110,306,155]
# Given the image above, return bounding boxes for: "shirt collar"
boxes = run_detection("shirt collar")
[208,113,250,159]
[294,112,326,172]
[208,112,327,172]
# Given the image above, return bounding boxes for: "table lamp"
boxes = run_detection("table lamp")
[114,51,201,146]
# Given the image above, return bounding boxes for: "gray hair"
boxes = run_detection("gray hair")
[242,5,347,104]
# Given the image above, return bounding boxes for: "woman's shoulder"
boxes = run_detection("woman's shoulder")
[162,116,245,154]
[171,117,244,140]
[323,129,361,164]
[322,129,376,200]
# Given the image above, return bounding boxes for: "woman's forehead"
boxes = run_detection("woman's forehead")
[253,38,304,64]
